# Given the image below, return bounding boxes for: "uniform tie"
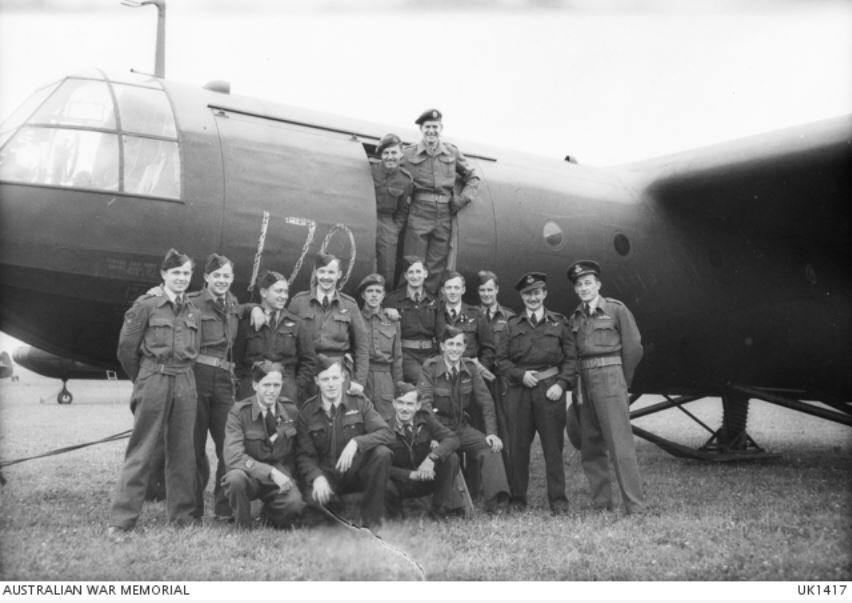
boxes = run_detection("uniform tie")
[264,410,277,439]
[322,296,330,311]
[450,308,458,321]
[216,295,225,310]
[174,295,184,314]
[529,313,537,327]
[584,303,592,318]
[450,366,459,383]
[404,423,413,441]
[414,292,421,304]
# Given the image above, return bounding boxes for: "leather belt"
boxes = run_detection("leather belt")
[532,366,559,380]
[401,339,435,350]
[369,363,393,372]
[413,191,450,203]
[579,355,622,370]
[196,354,234,372]
[141,358,193,375]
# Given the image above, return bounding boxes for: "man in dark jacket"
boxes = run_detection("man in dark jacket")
[297,355,394,529]
[222,361,304,529]
[386,382,464,518]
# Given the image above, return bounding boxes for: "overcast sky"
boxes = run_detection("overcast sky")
[1,0,850,166]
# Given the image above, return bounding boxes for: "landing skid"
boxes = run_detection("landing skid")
[629,387,851,462]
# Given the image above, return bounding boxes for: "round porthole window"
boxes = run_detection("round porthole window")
[614,233,631,256]
[543,220,564,250]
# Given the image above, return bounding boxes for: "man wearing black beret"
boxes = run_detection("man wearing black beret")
[401,109,481,294]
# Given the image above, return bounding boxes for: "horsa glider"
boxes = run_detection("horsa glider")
[0,6,849,457]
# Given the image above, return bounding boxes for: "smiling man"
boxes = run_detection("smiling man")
[288,253,369,397]
[496,272,575,515]
[108,248,200,541]
[371,133,413,287]
[565,260,645,515]
[401,109,480,294]
[386,382,463,519]
[296,356,394,529]
[418,326,510,514]
[222,361,304,530]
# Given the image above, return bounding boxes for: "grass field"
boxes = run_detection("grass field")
[0,377,850,581]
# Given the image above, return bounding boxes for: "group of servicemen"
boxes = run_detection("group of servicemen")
[105,109,646,541]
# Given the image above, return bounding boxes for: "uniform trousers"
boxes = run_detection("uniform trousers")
[403,200,451,294]
[401,348,433,385]
[222,467,304,529]
[376,213,403,288]
[194,363,235,517]
[387,453,462,513]
[364,364,395,422]
[455,425,509,503]
[568,365,644,512]
[306,445,393,527]
[503,379,567,505]
[109,366,197,529]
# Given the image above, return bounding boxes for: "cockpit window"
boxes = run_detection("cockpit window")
[114,84,177,138]
[30,79,116,129]
[123,136,179,198]
[0,127,118,190]
[0,73,181,200]
[0,81,59,149]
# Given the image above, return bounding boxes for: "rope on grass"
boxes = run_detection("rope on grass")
[0,428,132,483]
[317,504,427,581]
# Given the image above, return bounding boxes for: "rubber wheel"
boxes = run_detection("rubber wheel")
[57,390,73,404]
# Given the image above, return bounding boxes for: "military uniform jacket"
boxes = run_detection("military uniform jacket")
[402,140,481,210]
[370,159,413,225]
[443,302,496,370]
[361,308,403,381]
[570,297,643,386]
[296,392,394,485]
[117,292,199,382]
[232,307,317,390]
[288,290,369,385]
[223,397,300,481]
[496,309,576,391]
[481,304,516,352]
[388,410,460,478]
[186,288,241,360]
[383,287,445,343]
[418,356,498,435]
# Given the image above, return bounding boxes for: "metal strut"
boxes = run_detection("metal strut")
[698,389,767,455]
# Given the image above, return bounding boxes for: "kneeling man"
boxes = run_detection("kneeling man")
[222,361,304,529]
[419,326,510,513]
[387,382,464,518]
[297,355,395,528]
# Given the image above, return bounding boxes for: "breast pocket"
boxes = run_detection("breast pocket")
[376,324,397,352]
[275,325,298,357]
[147,317,173,347]
[309,425,329,452]
[243,427,268,459]
[507,331,531,359]
[342,413,365,437]
[200,313,226,346]
[433,385,453,413]
[329,312,353,344]
[591,319,619,347]
[438,155,456,181]
[182,316,200,350]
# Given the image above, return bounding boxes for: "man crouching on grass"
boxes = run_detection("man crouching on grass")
[221,360,305,530]
[386,382,465,519]
[297,355,395,530]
